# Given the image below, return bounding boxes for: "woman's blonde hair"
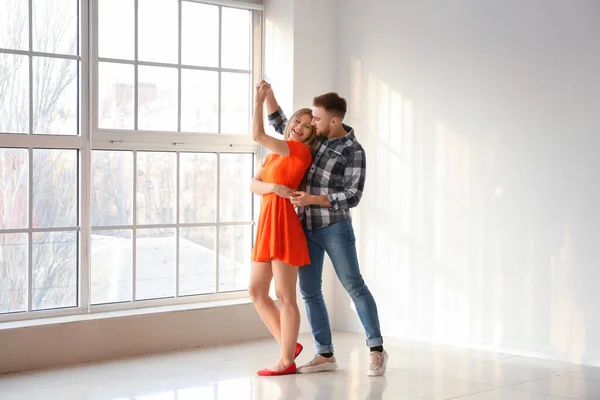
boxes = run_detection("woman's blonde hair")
[283,108,318,191]
[283,108,318,153]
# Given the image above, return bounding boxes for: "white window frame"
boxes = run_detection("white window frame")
[0,0,264,323]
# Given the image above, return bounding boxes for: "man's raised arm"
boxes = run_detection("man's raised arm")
[262,81,287,135]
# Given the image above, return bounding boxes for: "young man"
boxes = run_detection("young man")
[262,82,388,376]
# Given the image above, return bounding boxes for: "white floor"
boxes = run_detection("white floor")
[1,331,600,400]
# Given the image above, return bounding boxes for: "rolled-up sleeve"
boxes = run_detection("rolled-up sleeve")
[267,107,287,135]
[326,148,366,211]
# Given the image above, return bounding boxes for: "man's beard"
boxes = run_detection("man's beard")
[316,128,329,137]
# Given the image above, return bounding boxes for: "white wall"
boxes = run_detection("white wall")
[263,0,294,114]
[333,0,600,366]
[292,0,338,108]
[264,0,338,120]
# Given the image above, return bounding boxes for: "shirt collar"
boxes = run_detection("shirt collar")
[318,124,356,144]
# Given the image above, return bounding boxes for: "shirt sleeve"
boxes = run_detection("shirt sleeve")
[326,148,366,211]
[267,106,288,136]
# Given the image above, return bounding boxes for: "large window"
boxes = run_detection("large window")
[95,0,253,134]
[0,0,262,321]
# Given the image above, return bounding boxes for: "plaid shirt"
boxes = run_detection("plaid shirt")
[268,107,366,230]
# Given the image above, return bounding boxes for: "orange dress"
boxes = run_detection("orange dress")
[251,140,312,267]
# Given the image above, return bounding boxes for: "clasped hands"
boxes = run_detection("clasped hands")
[272,184,312,207]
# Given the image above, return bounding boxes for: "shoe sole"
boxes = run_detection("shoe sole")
[297,362,338,374]
[366,368,386,376]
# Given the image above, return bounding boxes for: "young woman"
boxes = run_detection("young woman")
[249,80,316,376]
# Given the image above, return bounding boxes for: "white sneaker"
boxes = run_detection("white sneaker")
[297,354,338,374]
[367,350,388,376]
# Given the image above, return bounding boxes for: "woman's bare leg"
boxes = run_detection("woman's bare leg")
[269,260,300,371]
[249,261,281,343]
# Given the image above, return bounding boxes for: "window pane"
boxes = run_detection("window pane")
[179,227,216,296]
[91,151,133,226]
[0,0,28,50]
[181,69,218,133]
[98,62,134,130]
[33,0,78,55]
[91,229,132,304]
[136,228,175,300]
[219,225,251,293]
[219,153,252,222]
[138,0,178,63]
[0,233,28,313]
[221,73,249,135]
[138,66,178,132]
[221,7,250,70]
[32,231,78,310]
[136,152,176,225]
[98,0,134,60]
[0,53,29,134]
[181,2,218,67]
[33,57,78,135]
[180,153,216,223]
[33,149,78,228]
[0,148,28,229]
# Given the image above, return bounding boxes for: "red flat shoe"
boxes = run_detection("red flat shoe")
[257,362,297,376]
[295,343,303,359]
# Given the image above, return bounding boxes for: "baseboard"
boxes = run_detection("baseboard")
[335,327,600,368]
[0,301,271,374]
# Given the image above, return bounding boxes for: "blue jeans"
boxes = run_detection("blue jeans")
[298,218,383,354]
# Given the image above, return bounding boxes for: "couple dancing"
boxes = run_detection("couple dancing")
[249,81,388,377]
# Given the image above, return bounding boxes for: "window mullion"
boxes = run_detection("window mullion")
[132,150,138,302]
[28,0,33,135]
[79,0,92,312]
[134,0,139,131]
[27,149,33,312]
[80,144,92,311]
[90,0,99,137]
[217,6,222,134]
[175,152,181,297]
[215,153,221,294]
[177,0,182,134]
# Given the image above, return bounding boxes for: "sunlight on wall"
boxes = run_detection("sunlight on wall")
[335,49,591,364]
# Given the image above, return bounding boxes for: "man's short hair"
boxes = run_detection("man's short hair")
[313,92,347,120]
